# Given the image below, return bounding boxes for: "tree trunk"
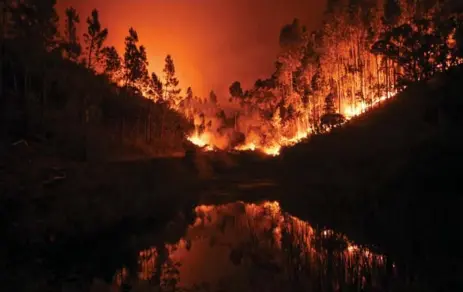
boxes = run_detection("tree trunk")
[385,59,389,98]
[160,107,166,141]
[337,56,341,113]
[376,54,380,104]
[88,38,94,70]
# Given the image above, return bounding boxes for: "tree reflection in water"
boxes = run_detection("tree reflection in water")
[113,201,394,292]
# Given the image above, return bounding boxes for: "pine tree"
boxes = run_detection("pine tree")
[185,87,193,104]
[149,72,164,100]
[101,46,121,81]
[163,54,182,106]
[63,7,81,61]
[10,0,59,48]
[181,86,194,120]
[123,28,149,89]
[229,81,244,99]
[84,9,108,70]
[8,0,59,115]
[209,90,218,105]
[323,93,336,115]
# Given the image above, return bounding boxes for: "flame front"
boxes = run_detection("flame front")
[186,90,395,156]
[186,131,215,152]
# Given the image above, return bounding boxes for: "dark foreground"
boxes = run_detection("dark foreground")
[2,68,463,291]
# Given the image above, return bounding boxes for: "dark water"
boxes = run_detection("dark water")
[11,201,398,292]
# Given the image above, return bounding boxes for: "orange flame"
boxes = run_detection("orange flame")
[185,90,398,156]
[186,131,215,152]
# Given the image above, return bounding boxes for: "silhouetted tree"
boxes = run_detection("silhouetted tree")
[149,72,163,100]
[84,9,108,70]
[123,28,149,89]
[229,81,243,104]
[9,0,59,50]
[163,54,182,106]
[209,90,218,105]
[185,87,193,104]
[7,0,59,121]
[101,46,121,81]
[63,6,81,61]
[323,93,336,115]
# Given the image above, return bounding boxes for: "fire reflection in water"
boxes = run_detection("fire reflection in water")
[114,201,393,291]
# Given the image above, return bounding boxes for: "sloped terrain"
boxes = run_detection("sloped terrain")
[276,65,463,291]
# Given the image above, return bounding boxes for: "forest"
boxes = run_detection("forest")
[1,0,462,160]
[0,0,193,161]
[209,0,463,154]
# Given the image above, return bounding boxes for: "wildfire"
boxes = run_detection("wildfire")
[234,142,281,156]
[185,90,397,156]
[343,91,397,120]
[186,131,215,152]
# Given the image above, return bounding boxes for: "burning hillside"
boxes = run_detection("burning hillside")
[38,0,461,158]
[179,0,462,156]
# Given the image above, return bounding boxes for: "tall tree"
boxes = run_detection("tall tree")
[149,72,164,100]
[123,28,149,89]
[229,81,244,99]
[163,54,182,106]
[83,9,108,70]
[185,87,193,104]
[181,86,194,119]
[10,0,59,48]
[209,90,218,105]
[323,93,336,115]
[63,6,81,61]
[7,0,59,119]
[101,46,122,81]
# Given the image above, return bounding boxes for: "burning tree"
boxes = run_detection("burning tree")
[186,0,462,155]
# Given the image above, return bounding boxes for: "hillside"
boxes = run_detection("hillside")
[274,65,463,291]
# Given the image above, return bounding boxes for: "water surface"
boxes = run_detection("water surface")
[107,201,394,292]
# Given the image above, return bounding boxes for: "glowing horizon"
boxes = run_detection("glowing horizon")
[56,0,326,100]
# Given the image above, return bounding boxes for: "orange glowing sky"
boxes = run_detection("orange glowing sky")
[57,0,326,100]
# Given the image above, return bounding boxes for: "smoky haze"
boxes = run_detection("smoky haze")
[57,0,327,101]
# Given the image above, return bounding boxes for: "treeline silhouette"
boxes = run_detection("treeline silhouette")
[0,1,193,161]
